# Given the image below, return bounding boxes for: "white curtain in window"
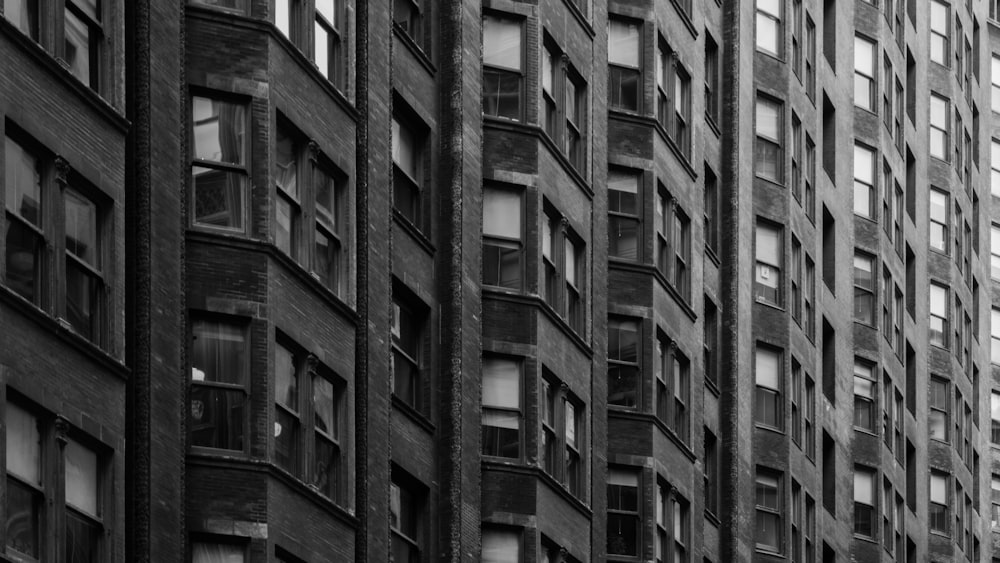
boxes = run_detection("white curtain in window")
[482,529,519,563]
[483,358,519,409]
[755,100,780,141]
[565,402,576,447]
[564,239,577,285]
[930,284,946,316]
[608,468,638,487]
[5,401,40,484]
[192,542,244,563]
[854,469,874,503]
[755,225,779,265]
[483,15,521,71]
[65,439,98,517]
[608,170,638,195]
[483,189,521,239]
[608,20,639,67]
[313,376,336,435]
[854,376,873,399]
[991,392,1000,422]
[930,474,947,504]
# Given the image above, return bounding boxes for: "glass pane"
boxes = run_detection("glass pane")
[482,529,519,563]
[65,189,99,268]
[608,365,638,407]
[483,358,520,408]
[192,542,245,563]
[192,97,246,165]
[609,66,640,112]
[483,15,522,70]
[64,9,92,87]
[65,259,100,341]
[274,407,298,473]
[482,411,519,457]
[315,22,330,78]
[609,217,638,260]
[6,477,40,558]
[276,196,294,256]
[65,509,100,563]
[482,69,522,120]
[275,344,298,410]
[930,96,947,127]
[315,227,338,290]
[755,14,778,54]
[275,0,289,36]
[315,168,337,232]
[392,118,419,179]
[854,36,873,75]
[316,0,336,25]
[5,219,41,303]
[191,320,245,385]
[853,145,874,183]
[608,19,639,67]
[607,514,638,555]
[930,474,947,503]
[314,375,338,439]
[275,126,298,198]
[565,239,577,285]
[853,254,873,288]
[756,224,780,264]
[65,439,98,516]
[755,348,779,390]
[756,99,780,140]
[193,166,245,230]
[3,0,40,39]
[5,137,41,225]
[5,402,40,483]
[314,434,338,498]
[190,386,245,450]
[483,189,521,238]
[608,170,638,213]
[854,469,874,503]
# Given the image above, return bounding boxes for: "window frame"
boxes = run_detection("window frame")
[482,185,524,291]
[482,12,525,121]
[608,16,643,113]
[190,92,250,234]
[608,317,641,409]
[481,355,523,460]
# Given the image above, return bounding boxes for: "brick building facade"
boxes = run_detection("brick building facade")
[2,0,1000,561]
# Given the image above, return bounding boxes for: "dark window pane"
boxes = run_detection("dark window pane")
[483,241,521,289]
[191,321,245,385]
[609,67,640,112]
[607,514,639,556]
[755,511,780,549]
[393,168,420,225]
[275,196,295,257]
[314,434,338,499]
[315,227,339,291]
[65,189,99,268]
[64,9,93,88]
[65,258,100,341]
[5,136,41,226]
[274,408,298,474]
[192,98,246,165]
[392,350,420,409]
[5,478,40,558]
[275,126,298,198]
[190,386,245,450]
[609,216,639,260]
[483,69,521,120]
[482,411,519,457]
[193,166,245,230]
[3,0,40,39]
[5,219,41,304]
[65,510,100,563]
[608,365,639,407]
[393,0,420,41]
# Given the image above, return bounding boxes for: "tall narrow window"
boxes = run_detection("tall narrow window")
[64,439,102,561]
[992,226,1000,280]
[542,44,558,139]
[5,402,42,559]
[392,113,424,226]
[609,18,641,112]
[390,477,423,562]
[991,140,1000,196]
[929,377,949,441]
[929,0,950,65]
[853,144,875,218]
[482,357,521,458]
[191,96,247,232]
[64,189,103,343]
[853,252,875,325]
[929,94,949,160]
[314,0,344,87]
[704,166,719,254]
[755,222,782,306]
[564,236,584,333]
[608,170,640,261]
[756,0,783,56]
[704,430,719,515]
[673,497,689,563]
[930,471,948,534]
[314,165,342,294]
[854,466,876,538]
[756,96,783,182]
[854,36,876,111]
[704,299,719,388]
[705,34,720,123]
[64,0,102,90]
[854,361,876,432]
[673,207,691,299]
[565,74,586,170]
[929,188,948,253]
[991,391,1000,443]
[274,122,300,260]
[190,318,247,452]
[656,483,669,563]
[564,398,581,494]
[608,318,640,408]
[392,296,423,411]
[672,67,692,156]
[930,283,948,348]
[311,371,342,502]
[992,308,1000,364]
[805,17,816,99]
[274,343,300,475]
[755,345,782,429]
[482,187,522,289]
[756,468,782,552]
[992,56,1000,112]
[607,468,640,556]
[673,352,690,440]
[483,14,523,120]
[4,136,43,304]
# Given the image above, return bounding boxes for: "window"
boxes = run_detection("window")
[392,292,425,411]
[706,34,720,124]
[991,391,1000,443]
[792,0,802,75]
[483,14,523,120]
[992,140,1000,196]
[608,169,640,261]
[314,0,345,87]
[993,308,1000,364]
[854,466,876,538]
[756,96,783,182]
[854,360,876,432]
[656,483,669,563]
[609,18,641,112]
[704,165,719,254]
[854,36,876,111]
[482,356,521,458]
[483,187,522,289]
[704,430,719,515]
[393,0,422,46]
[542,44,558,138]
[654,41,692,156]
[853,252,875,325]
[930,283,948,348]
[654,188,692,300]
[607,468,640,557]
[805,17,816,99]
[930,471,948,534]
[3,0,39,39]
[274,121,301,260]
[792,114,802,202]
[6,400,107,561]
[564,72,586,170]
[655,337,690,441]
[672,496,689,563]
[190,318,247,452]
[542,206,587,333]
[704,299,719,388]
[390,473,424,563]
[608,318,640,408]
[929,377,949,442]
[756,468,782,552]
[993,56,1000,112]
[4,135,43,305]
[564,236,584,332]
[482,527,520,563]
[791,359,802,445]
[929,188,948,253]
[60,190,102,343]
[853,144,875,218]
[540,373,585,497]
[930,0,949,65]
[392,110,426,227]
[313,164,345,295]
[755,221,782,306]
[993,226,1000,280]
[929,94,949,160]
[191,95,247,232]
[756,0,783,56]
[274,342,300,475]
[755,345,782,429]
[62,0,102,90]
[542,39,587,170]
[805,375,816,457]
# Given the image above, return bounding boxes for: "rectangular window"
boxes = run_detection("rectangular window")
[853,144,876,218]
[483,187,523,289]
[805,17,816,99]
[393,0,422,45]
[992,139,1000,196]
[930,282,948,348]
[608,169,640,261]
[992,308,1000,364]
[756,468,783,552]
[482,356,521,458]
[482,527,520,563]
[64,188,104,343]
[274,121,301,261]
[704,165,719,253]
[930,471,948,534]
[607,468,640,557]
[755,221,782,306]
[929,94,950,160]
[64,438,102,561]
[791,237,802,323]
[608,318,640,408]
[704,430,719,515]
[609,18,641,112]
[673,206,691,299]
[756,96,784,182]
[192,542,245,563]
[313,165,344,295]
[64,0,102,90]
[991,391,1000,443]
[274,342,300,475]
[805,375,816,457]
[993,56,1000,112]
[673,496,689,563]
[792,113,802,202]
[564,235,585,333]
[672,66,692,156]
[312,370,343,501]
[930,0,950,65]
[755,345,783,429]
[6,401,42,559]
[791,0,802,75]
[706,34,720,124]
[392,112,425,227]
[854,36,876,111]
[930,377,949,442]
[3,136,43,305]
[314,0,345,88]
[854,360,876,432]
[565,73,586,171]
[483,13,523,120]
[392,295,424,411]
[854,466,876,538]
[756,0,783,56]
[191,95,247,232]
[929,188,948,253]
[542,40,559,136]
[190,318,248,452]
[390,475,424,563]
[853,252,875,325]
[704,298,719,388]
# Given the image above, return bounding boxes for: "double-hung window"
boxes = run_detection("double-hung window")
[755,468,782,552]
[390,474,424,563]
[929,94,950,160]
[608,318,640,408]
[392,293,424,411]
[607,468,640,557]
[4,136,44,305]
[64,0,103,90]
[929,188,949,253]
[755,221,782,306]
[314,0,345,88]
[542,203,586,333]
[991,140,1000,196]
[755,345,782,429]
[393,0,422,46]
[929,376,950,441]
[274,342,301,475]
[756,0,782,57]
[654,41,692,156]
[6,401,43,559]
[853,360,876,432]
[564,73,585,170]
[991,391,1000,443]
[930,471,948,534]
[854,466,877,538]
[992,308,1000,364]
[540,373,585,496]
[853,144,876,218]
[191,95,247,232]
[564,236,583,332]
[190,318,248,452]
[705,34,720,124]
[609,18,641,112]
[64,189,104,343]
[314,164,344,295]
[483,14,523,120]
[930,0,950,66]
[312,370,343,501]
[994,225,1000,280]
[608,169,640,261]
[542,44,559,138]
[482,356,521,459]
[993,56,1000,112]
[275,121,302,261]
[482,186,523,289]
[930,282,948,348]
[854,36,876,111]
[392,109,426,228]
[655,335,690,441]
[755,96,783,182]
[853,252,875,325]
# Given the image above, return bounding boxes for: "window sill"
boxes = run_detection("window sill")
[392,209,436,256]
[754,423,785,436]
[652,416,694,457]
[705,376,720,397]
[853,427,879,438]
[704,509,721,527]
[391,393,436,433]
[754,49,785,64]
[753,297,785,312]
